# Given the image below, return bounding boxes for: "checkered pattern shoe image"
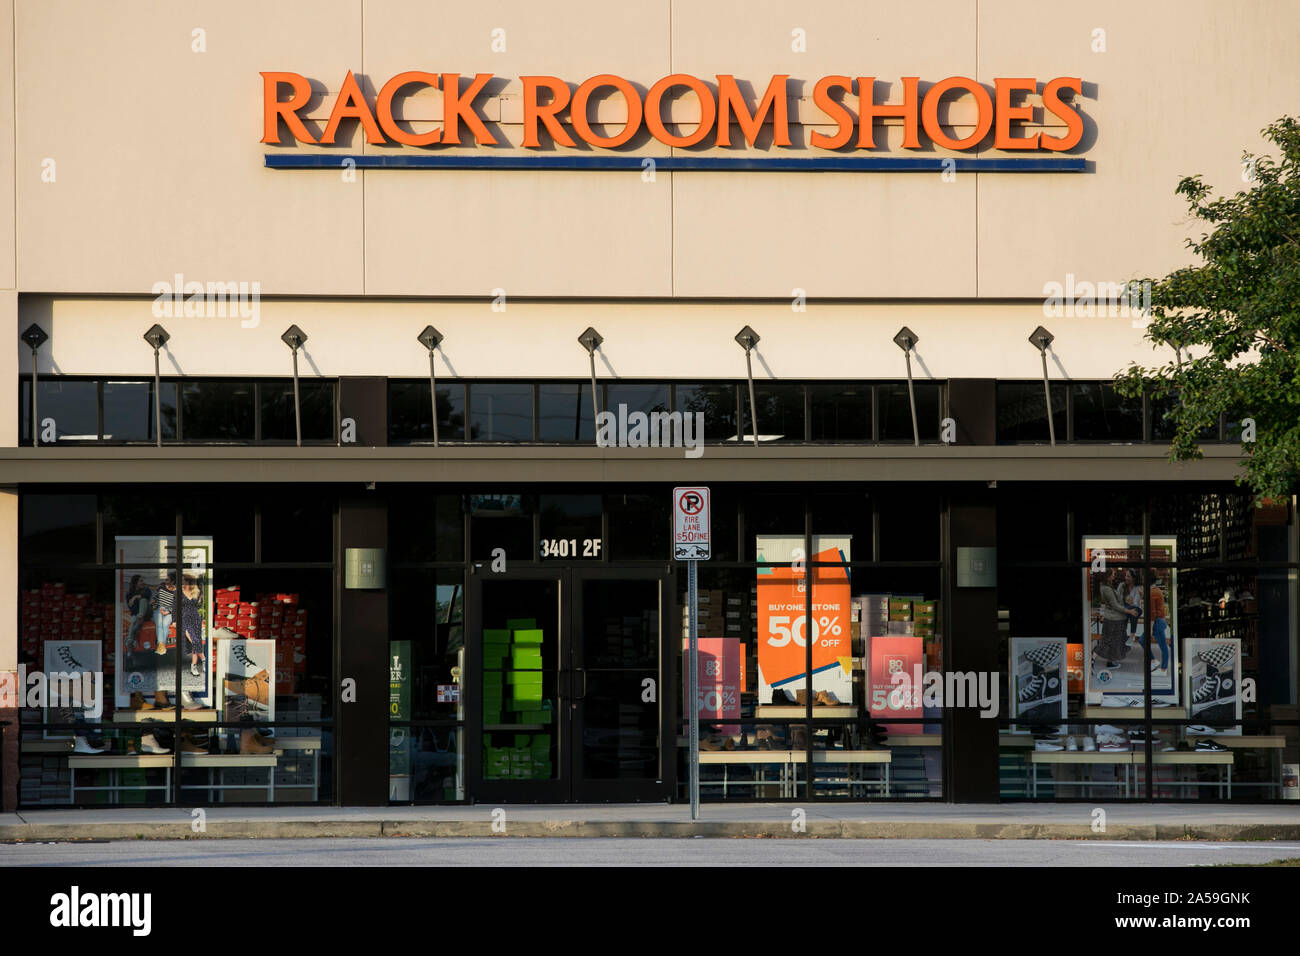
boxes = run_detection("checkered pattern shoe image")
[1023,644,1062,668]
[1198,645,1235,669]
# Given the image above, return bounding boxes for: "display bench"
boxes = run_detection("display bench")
[67,753,280,803]
[272,736,323,802]
[1185,734,1286,796]
[699,751,798,797]
[754,706,856,719]
[698,750,892,797]
[1031,751,1235,799]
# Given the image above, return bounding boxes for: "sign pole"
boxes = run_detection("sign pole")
[688,556,700,820]
[673,486,710,823]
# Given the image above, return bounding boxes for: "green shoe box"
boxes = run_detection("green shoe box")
[511,647,543,669]
[506,671,543,686]
[483,628,511,644]
[512,628,544,645]
[505,618,537,631]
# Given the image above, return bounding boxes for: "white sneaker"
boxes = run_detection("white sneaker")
[1186,724,1217,736]
[1095,724,1123,736]
[1034,739,1065,752]
[1082,736,1097,752]
[140,733,169,754]
[1066,736,1079,751]
[73,736,108,754]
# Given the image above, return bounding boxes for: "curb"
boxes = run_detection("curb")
[5,821,1300,842]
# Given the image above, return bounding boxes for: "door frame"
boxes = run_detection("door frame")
[570,566,675,803]
[466,563,675,803]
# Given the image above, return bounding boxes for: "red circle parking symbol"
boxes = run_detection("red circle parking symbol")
[678,492,704,515]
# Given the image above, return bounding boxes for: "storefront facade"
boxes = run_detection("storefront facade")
[1,1,1297,808]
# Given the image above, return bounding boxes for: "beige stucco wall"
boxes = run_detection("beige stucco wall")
[10,0,1299,301]
[20,295,1168,382]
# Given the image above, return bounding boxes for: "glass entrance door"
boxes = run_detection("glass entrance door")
[570,572,670,802]
[469,568,670,802]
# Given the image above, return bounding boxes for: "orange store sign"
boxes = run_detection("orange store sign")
[261,71,1084,152]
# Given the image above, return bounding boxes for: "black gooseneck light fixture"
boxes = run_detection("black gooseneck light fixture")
[281,325,308,447]
[735,325,760,447]
[893,326,921,447]
[578,327,603,443]
[1029,325,1056,446]
[417,325,444,447]
[20,324,48,447]
[143,324,170,448]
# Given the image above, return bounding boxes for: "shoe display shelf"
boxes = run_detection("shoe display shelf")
[66,752,283,803]
[1032,750,1236,798]
[271,735,323,802]
[754,705,855,719]
[1183,733,1286,796]
[786,751,892,798]
[110,709,219,723]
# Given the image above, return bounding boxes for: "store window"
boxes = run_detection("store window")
[18,379,98,442]
[16,490,337,808]
[388,571,465,803]
[103,381,177,442]
[749,384,806,442]
[676,488,946,802]
[180,381,255,441]
[260,380,336,443]
[1070,382,1143,442]
[675,384,741,442]
[809,384,871,442]
[468,383,533,442]
[997,488,1297,801]
[538,384,594,442]
[996,381,1069,443]
[389,381,468,443]
[877,383,942,442]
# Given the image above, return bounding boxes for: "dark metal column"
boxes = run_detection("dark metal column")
[945,488,1000,802]
[336,495,390,805]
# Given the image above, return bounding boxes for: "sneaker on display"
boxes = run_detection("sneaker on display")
[1066,737,1079,751]
[1098,740,1129,752]
[1195,739,1228,752]
[1082,736,1097,752]
[1018,674,1047,704]
[72,736,108,754]
[1186,724,1217,736]
[1034,739,1065,752]
[140,733,169,754]
[1095,724,1124,736]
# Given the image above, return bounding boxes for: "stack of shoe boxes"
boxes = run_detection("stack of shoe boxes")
[887,598,916,635]
[481,628,509,726]
[482,619,554,780]
[19,584,115,678]
[680,589,728,638]
[214,587,307,696]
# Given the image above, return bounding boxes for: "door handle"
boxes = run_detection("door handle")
[575,669,587,701]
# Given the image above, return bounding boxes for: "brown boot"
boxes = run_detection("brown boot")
[225,669,270,706]
[815,690,839,706]
[153,691,171,708]
[240,729,274,754]
[129,692,155,711]
[179,733,208,754]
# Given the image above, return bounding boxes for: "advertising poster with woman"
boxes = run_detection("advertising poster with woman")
[114,535,213,707]
[1081,535,1178,706]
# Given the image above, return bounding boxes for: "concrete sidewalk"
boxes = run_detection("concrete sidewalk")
[3,803,1300,842]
